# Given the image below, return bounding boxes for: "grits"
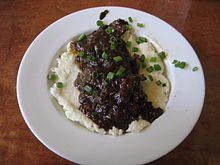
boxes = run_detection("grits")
[50,33,170,136]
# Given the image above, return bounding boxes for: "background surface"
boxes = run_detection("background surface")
[0,0,219,164]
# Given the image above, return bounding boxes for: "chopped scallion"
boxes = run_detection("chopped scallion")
[128,17,133,23]
[148,75,153,81]
[77,33,87,41]
[116,66,126,76]
[87,55,95,61]
[156,80,162,86]
[91,71,98,79]
[154,64,161,71]
[56,82,63,88]
[125,24,132,30]
[172,60,178,64]
[140,54,145,62]
[96,20,104,26]
[137,23,144,27]
[158,51,166,59]
[131,47,138,52]
[113,56,123,62]
[102,52,109,59]
[78,51,85,57]
[175,61,186,69]
[192,67,199,71]
[150,57,157,62]
[48,74,57,80]
[142,62,147,68]
[136,37,148,44]
[83,85,92,93]
[126,41,132,47]
[107,72,115,80]
[146,66,154,72]
[105,27,114,34]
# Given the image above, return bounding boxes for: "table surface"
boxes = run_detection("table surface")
[0,0,219,164]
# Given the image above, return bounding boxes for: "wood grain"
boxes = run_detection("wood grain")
[0,0,219,164]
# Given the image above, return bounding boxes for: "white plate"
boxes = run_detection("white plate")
[17,6,205,165]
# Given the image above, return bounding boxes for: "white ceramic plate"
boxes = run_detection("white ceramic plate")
[17,6,205,165]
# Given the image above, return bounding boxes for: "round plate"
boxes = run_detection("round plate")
[17,6,205,165]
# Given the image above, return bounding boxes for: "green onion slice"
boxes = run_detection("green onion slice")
[96,20,104,26]
[128,17,133,23]
[102,52,109,59]
[131,47,138,52]
[156,80,162,86]
[48,74,57,80]
[192,67,199,71]
[83,85,92,93]
[150,57,157,62]
[113,56,123,62]
[154,64,161,71]
[77,33,87,41]
[78,51,85,57]
[146,66,154,72]
[56,82,63,88]
[158,51,166,59]
[116,66,126,76]
[107,72,115,80]
[137,23,144,27]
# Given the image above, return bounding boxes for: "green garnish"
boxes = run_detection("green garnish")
[91,71,99,79]
[107,72,115,80]
[172,60,178,64]
[126,41,132,47]
[156,80,162,86]
[142,62,147,68]
[48,74,57,80]
[140,54,145,62]
[87,55,96,61]
[104,79,110,85]
[116,66,126,76]
[158,51,166,59]
[113,56,123,62]
[146,66,154,72]
[131,47,138,52]
[102,52,109,59]
[148,75,153,81]
[56,82,63,88]
[137,23,144,27]
[154,64,161,71]
[128,17,133,23]
[83,85,93,93]
[192,67,199,71]
[96,20,104,26]
[77,33,87,41]
[92,111,98,115]
[125,24,132,30]
[109,40,117,50]
[175,61,186,69]
[78,51,85,57]
[105,27,114,34]
[150,57,157,62]
[98,72,104,77]
[136,37,148,44]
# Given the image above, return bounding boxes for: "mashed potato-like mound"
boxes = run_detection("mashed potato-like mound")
[50,33,170,136]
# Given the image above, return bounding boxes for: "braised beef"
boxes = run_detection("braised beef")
[71,19,163,132]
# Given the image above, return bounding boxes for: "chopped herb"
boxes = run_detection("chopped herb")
[156,80,162,86]
[104,79,110,85]
[92,90,98,95]
[125,24,132,30]
[175,61,186,69]
[148,75,153,81]
[102,52,109,59]
[146,66,154,72]
[96,20,104,26]
[110,36,116,42]
[91,71,98,79]
[137,23,144,27]
[116,66,126,76]
[150,57,157,62]
[126,41,132,47]
[109,40,117,50]
[113,56,123,62]
[98,72,104,77]
[77,33,87,41]
[158,51,166,59]
[87,55,96,61]
[48,74,57,80]
[128,17,133,23]
[92,111,98,115]
[78,51,85,57]
[83,85,92,93]
[136,37,148,44]
[131,47,138,52]
[107,72,115,80]
[154,64,161,71]
[56,82,63,88]
[105,27,114,34]
[192,67,199,71]
[140,54,145,62]
[172,60,178,64]
[142,62,147,68]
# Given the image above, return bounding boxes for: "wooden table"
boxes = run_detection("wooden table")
[1,0,219,164]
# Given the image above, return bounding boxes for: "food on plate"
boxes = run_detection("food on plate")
[49,18,170,135]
